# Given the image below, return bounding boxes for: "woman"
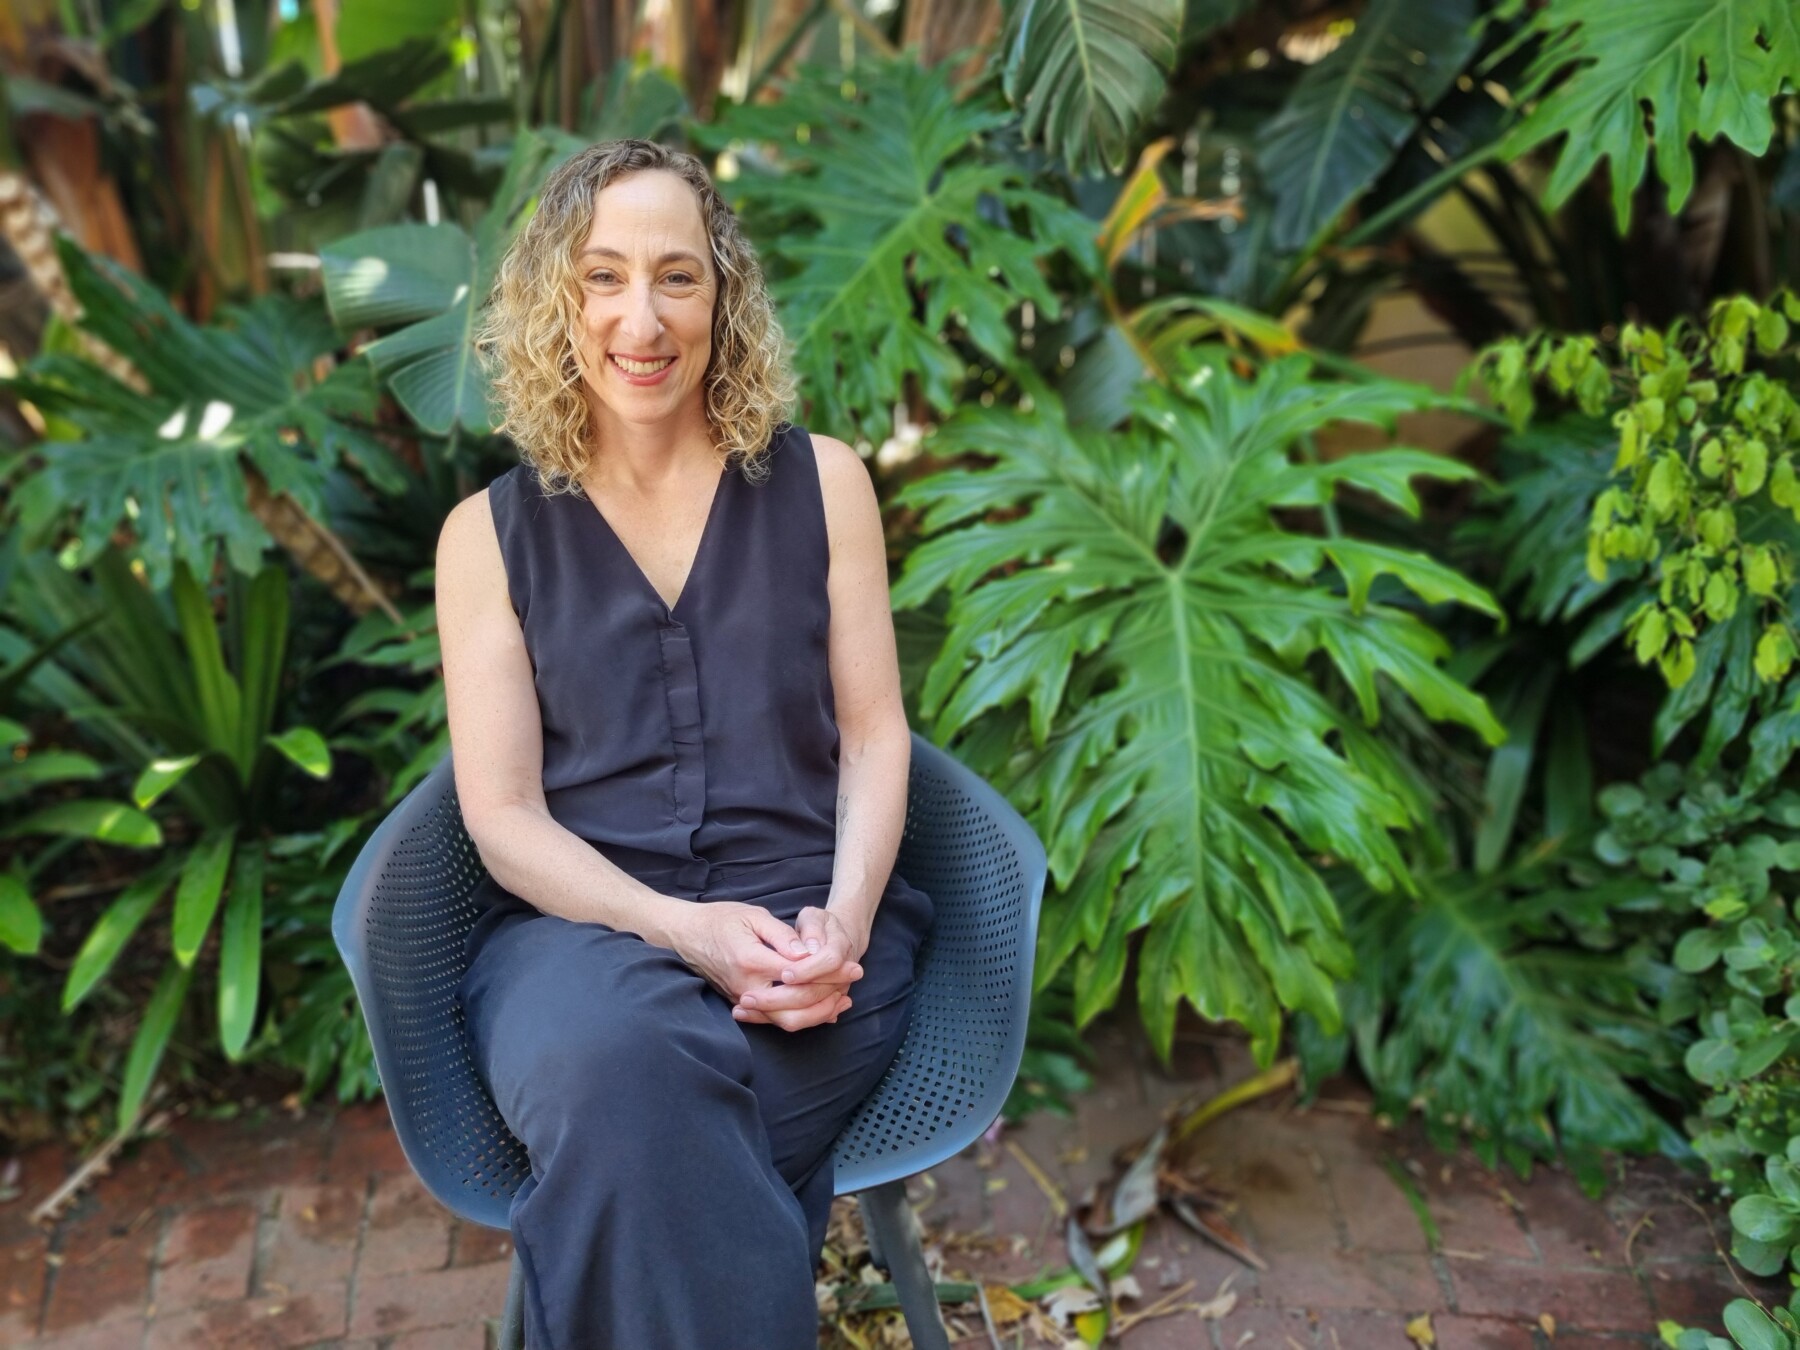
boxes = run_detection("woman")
[435,139,934,1349]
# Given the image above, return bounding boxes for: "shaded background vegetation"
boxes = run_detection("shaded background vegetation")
[2,0,1799,1343]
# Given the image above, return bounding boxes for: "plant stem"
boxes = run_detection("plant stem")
[523,0,571,128]
[1341,144,1504,249]
[746,0,830,101]
[826,0,897,59]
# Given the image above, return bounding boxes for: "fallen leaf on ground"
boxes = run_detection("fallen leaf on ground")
[981,1284,1031,1325]
[1169,1195,1268,1270]
[1197,1288,1239,1320]
[1539,1312,1556,1337]
[1405,1312,1435,1346]
[1197,1274,1239,1319]
[1042,1284,1103,1329]
[1065,1212,1109,1298]
[1102,1123,1167,1234]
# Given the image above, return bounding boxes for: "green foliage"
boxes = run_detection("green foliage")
[703,54,1098,444]
[1001,973,1098,1121]
[323,591,447,804]
[894,356,1502,1064]
[1475,293,1800,696]
[320,129,571,437]
[0,952,112,1144]
[1666,1298,1800,1349]
[4,240,407,589]
[4,549,343,1126]
[1501,0,1800,229]
[998,0,1186,175]
[260,836,380,1103]
[1302,853,1681,1186]
[0,621,165,963]
[1257,0,1478,251]
[1597,765,1800,1281]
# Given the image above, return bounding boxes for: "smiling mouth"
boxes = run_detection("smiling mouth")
[610,354,676,375]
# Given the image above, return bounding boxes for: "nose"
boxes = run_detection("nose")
[617,279,663,347]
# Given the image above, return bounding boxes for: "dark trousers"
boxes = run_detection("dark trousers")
[457,878,929,1350]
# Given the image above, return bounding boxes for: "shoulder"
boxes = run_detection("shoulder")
[806,432,876,518]
[802,432,882,562]
[436,485,502,587]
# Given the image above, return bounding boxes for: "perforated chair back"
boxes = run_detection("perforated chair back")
[331,733,1045,1229]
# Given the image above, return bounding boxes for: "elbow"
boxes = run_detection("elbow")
[840,711,913,769]
[460,796,535,884]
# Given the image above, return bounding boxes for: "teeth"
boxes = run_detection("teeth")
[612,355,674,375]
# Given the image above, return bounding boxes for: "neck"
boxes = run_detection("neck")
[581,397,718,495]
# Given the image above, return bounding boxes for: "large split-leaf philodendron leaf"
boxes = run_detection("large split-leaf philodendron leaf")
[893,358,1503,1062]
[1258,0,1479,251]
[1502,0,1800,228]
[704,55,1098,444]
[999,0,1186,175]
[4,241,406,588]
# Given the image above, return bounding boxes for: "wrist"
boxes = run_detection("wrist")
[641,893,696,954]
[826,897,875,961]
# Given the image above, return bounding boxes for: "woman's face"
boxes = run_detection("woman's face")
[572,169,717,435]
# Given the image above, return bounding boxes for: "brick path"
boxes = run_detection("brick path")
[0,1015,1762,1348]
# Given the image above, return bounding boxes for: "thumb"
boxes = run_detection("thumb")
[750,909,810,959]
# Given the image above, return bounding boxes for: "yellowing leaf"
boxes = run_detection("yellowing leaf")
[1743,544,1780,599]
[1406,1312,1435,1346]
[1755,626,1796,683]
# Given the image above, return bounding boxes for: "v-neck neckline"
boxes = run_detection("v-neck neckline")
[578,464,731,621]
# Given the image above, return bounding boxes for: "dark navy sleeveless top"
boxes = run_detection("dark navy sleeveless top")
[481,424,926,919]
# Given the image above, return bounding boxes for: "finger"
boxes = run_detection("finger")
[770,996,852,1033]
[779,955,861,988]
[791,906,830,953]
[748,910,811,961]
[778,928,859,983]
[739,980,847,1013]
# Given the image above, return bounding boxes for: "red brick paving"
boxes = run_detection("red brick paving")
[0,1015,1767,1349]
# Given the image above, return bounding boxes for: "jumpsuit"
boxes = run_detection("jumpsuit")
[455,424,936,1350]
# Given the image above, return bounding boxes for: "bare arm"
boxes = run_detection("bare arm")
[729,434,907,1026]
[440,487,815,1011]
[436,489,696,948]
[815,434,912,958]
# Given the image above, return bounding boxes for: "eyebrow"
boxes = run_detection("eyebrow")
[578,247,708,269]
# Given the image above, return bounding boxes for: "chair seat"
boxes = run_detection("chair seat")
[332,733,1045,1230]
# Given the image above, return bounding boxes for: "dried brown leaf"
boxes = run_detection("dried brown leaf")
[1169,1196,1268,1271]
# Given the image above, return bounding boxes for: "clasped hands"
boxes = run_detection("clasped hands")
[669,900,869,1033]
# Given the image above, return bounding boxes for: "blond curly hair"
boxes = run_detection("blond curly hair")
[478,139,795,492]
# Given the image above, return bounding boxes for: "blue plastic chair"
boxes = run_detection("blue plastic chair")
[331,733,1046,1349]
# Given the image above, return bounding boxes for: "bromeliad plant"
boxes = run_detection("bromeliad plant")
[6,548,337,1130]
[0,613,162,958]
[893,355,1504,1063]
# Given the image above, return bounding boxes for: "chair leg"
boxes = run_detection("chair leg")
[497,1247,526,1350]
[858,1179,950,1350]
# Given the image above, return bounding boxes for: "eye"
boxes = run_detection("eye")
[664,271,696,286]
[587,269,619,284]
